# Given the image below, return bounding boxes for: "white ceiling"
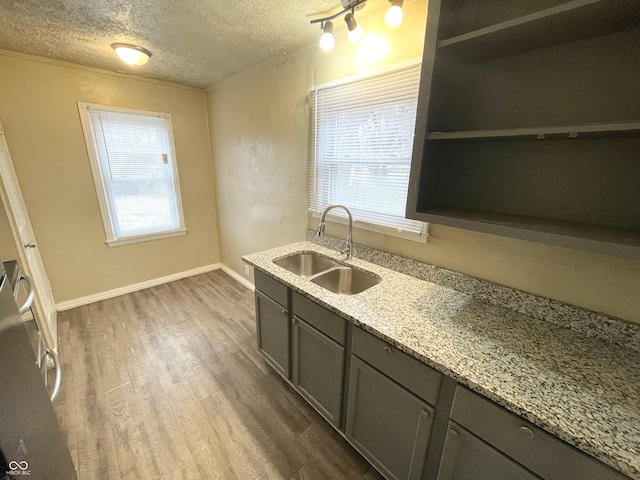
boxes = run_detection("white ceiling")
[0,0,391,89]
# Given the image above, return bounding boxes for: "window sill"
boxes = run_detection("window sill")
[105,228,187,247]
[309,212,428,244]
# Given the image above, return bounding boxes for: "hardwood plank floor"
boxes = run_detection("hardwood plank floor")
[54,270,383,480]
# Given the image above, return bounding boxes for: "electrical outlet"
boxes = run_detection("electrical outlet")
[244,264,250,276]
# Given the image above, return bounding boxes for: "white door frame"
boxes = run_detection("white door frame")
[0,120,57,350]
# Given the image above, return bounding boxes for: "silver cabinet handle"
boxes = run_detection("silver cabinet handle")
[17,273,35,315]
[42,348,62,402]
[24,242,37,249]
[292,317,298,325]
[420,409,429,418]
[449,428,459,438]
[520,426,534,438]
[383,345,392,355]
[281,309,287,316]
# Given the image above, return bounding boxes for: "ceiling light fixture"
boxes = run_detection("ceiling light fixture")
[385,0,404,27]
[111,43,152,66]
[344,12,364,43]
[311,0,368,49]
[319,21,336,51]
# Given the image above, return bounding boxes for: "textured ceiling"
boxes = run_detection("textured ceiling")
[0,0,391,89]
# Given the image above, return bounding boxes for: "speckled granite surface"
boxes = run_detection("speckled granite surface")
[243,241,640,479]
[306,230,640,353]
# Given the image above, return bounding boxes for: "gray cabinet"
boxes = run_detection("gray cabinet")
[346,356,434,480]
[255,290,290,378]
[251,268,630,480]
[291,316,345,428]
[446,386,630,480]
[437,423,540,480]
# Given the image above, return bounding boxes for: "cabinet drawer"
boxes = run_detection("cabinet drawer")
[292,292,346,345]
[450,386,629,480]
[254,269,288,308]
[438,422,539,480]
[352,327,441,406]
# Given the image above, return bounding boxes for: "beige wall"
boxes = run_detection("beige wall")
[208,0,640,324]
[0,52,220,303]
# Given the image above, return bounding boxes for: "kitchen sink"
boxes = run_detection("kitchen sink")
[310,266,381,295]
[273,252,336,277]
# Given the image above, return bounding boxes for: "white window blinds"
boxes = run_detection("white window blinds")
[309,62,423,234]
[80,105,184,243]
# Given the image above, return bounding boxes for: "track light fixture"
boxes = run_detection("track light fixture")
[344,12,363,43]
[319,21,336,51]
[311,0,368,50]
[385,0,404,27]
[311,0,405,52]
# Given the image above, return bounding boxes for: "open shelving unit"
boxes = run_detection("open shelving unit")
[437,0,640,62]
[407,0,640,259]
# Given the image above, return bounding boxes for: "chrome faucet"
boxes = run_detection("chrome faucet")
[316,204,353,260]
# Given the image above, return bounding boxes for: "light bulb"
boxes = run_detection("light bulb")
[320,32,335,51]
[385,0,404,27]
[348,24,363,43]
[319,21,335,52]
[111,43,151,66]
[345,13,363,43]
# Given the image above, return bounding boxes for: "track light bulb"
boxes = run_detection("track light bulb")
[385,0,404,27]
[319,21,335,51]
[345,13,363,43]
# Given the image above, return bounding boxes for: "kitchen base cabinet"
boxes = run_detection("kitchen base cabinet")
[292,315,345,428]
[437,423,540,480]
[346,356,434,480]
[255,290,290,378]
[448,385,630,480]
[250,268,631,480]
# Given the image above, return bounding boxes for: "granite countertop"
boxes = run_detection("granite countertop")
[243,241,640,479]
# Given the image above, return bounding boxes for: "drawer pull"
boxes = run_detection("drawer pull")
[383,345,392,355]
[292,317,297,324]
[520,426,534,438]
[420,410,429,418]
[449,429,459,438]
[281,309,287,316]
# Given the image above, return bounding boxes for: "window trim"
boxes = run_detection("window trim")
[309,58,427,243]
[77,102,186,247]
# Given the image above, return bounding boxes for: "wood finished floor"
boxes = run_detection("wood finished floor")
[53,270,383,480]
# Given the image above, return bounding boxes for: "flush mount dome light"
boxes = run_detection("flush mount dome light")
[111,43,152,66]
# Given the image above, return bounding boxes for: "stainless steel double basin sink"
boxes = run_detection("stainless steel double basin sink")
[273,252,381,295]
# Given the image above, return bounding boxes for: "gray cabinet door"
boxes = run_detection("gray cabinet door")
[346,356,435,480]
[437,423,540,480]
[255,290,290,378]
[292,315,345,428]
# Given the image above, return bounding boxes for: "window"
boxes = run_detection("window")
[309,60,425,239]
[78,103,185,246]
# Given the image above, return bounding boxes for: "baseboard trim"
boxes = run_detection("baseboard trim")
[220,264,255,292]
[56,263,221,311]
